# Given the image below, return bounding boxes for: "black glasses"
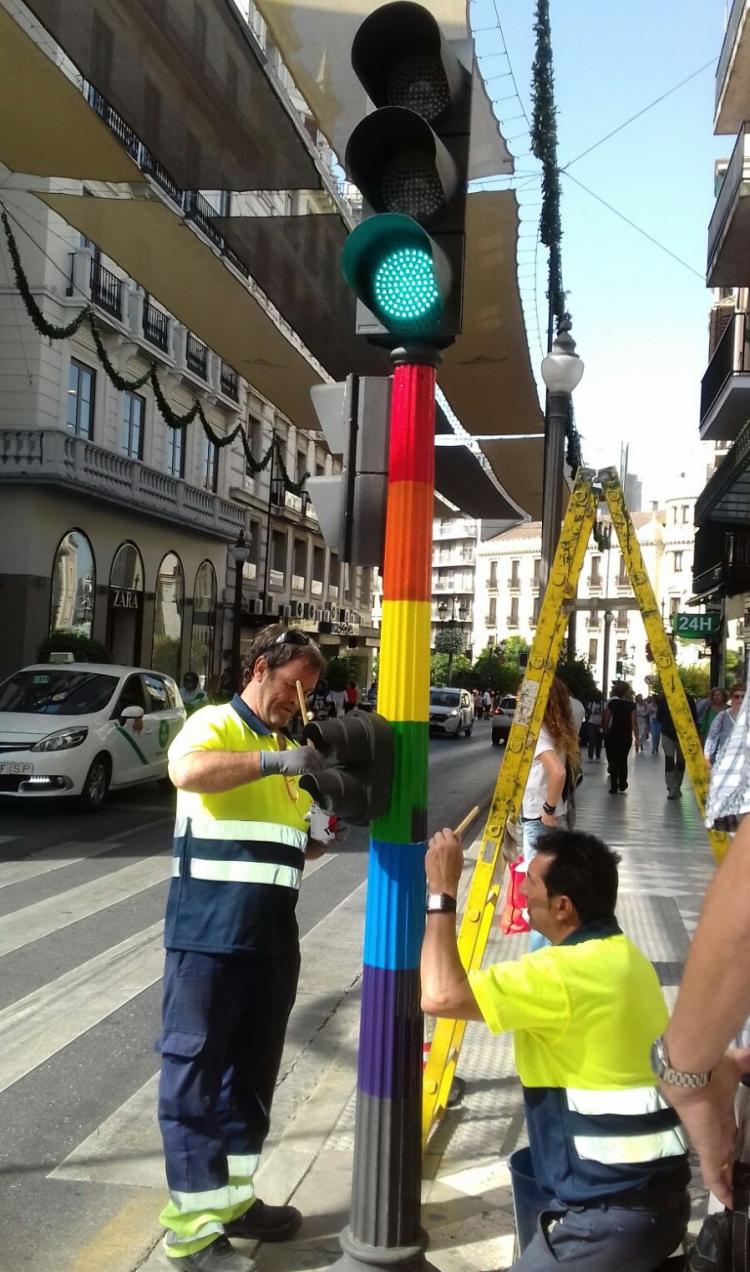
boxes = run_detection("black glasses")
[272,630,312,648]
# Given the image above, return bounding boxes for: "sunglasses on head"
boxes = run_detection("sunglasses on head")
[272,630,313,648]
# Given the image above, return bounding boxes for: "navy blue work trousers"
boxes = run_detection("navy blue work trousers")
[512,1195,689,1270]
[158,947,300,1196]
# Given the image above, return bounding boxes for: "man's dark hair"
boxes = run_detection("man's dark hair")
[535,829,621,924]
[240,624,326,690]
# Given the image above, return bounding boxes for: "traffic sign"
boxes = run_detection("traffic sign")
[672,612,721,640]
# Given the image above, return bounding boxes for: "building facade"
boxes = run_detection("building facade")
[0,0,378,685]
[431,516,478,661]
[473,497,739,694]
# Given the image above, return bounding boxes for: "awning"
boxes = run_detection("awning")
[38,189,324,430]
[211,213,391,381]
[441,191,545,518]
[0,5,142,182]
[22,0,322,191]
[434,409,521,523]
[695,420,750,526]
[252,0,512,181]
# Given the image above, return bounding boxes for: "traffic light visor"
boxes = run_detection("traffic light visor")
[351,1,467,126]
[342,213,450,336]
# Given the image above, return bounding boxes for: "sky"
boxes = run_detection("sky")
[469,0,727,506]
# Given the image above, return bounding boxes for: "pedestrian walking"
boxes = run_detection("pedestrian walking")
[698,686,729,744]
[656,689,697,800]
[326,685,346,717]
[634,693,650,752]
[602,681,637,793]
[704,682,745,767]
[646,694,660,754]
[157,625,332,1270]
[586,692,604,759]
[344,679,359,713]
[482,688,493,720]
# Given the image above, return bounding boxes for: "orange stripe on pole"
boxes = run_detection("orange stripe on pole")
[382,481,433,601]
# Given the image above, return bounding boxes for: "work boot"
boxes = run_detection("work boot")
[169,1235,255,1272]
[225,1199,303,1243]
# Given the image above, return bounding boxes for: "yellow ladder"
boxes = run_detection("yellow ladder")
[422,467,728,1144]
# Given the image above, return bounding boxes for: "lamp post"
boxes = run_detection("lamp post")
[436,595,470,684]
[602,609,614,699]
[228,528,251,693]
[539,315,584,597]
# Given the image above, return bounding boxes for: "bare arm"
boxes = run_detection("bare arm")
[420,828,483,1020]
[539,749,566,827]
[169,749,262,793]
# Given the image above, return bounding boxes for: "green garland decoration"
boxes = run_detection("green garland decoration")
[530,4,584,476]
[1,207,308,495]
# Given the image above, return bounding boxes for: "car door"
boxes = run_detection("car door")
[141,673,184,778]
[109,674,152,785]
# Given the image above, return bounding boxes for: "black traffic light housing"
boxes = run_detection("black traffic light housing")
[342,1,472,348]
[299,709,394,825]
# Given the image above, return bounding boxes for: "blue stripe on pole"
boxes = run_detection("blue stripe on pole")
[362,839,426,971]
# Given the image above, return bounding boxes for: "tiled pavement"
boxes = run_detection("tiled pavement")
[196,746,719,1272]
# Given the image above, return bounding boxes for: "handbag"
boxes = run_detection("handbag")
[499,857,530,935]
[688,1162,750,1271]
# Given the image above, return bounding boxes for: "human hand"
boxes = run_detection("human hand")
[426,828,463,897]
[541,812,557,828]
[261,744,328,778]
[662,1049,750,1207]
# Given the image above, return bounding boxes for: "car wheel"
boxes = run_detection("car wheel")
[77,754,111,812]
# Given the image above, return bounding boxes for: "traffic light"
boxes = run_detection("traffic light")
[341,1,473,348]
[299,710,394,825]
[615,660,624,677]
[306,376,391,566]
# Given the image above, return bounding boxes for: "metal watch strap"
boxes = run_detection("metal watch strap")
[651,1035,710,1089]
[426,893,457,914]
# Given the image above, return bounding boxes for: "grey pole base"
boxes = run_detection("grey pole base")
[334,1226,439,1272]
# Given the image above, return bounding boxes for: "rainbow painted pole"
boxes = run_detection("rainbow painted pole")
[337,349,437,1272]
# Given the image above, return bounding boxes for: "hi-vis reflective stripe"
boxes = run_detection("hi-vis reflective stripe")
[174,816,307,851]
[172,857,302,889]
[566,1086,669,1116]
[574,1126,687,1165]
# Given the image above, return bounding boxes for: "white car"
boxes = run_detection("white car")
[0,663,186,810]
[428,687,474,738]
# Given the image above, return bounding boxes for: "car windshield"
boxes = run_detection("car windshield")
[0,670,119,716]
[501,697,517,710]
[430,689,460,708]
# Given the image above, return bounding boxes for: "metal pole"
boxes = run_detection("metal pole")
[539,390,569,594]
[261,432,276,616]
[602,610,613,699]
[231,558,243,693]
[336,346,438,1272]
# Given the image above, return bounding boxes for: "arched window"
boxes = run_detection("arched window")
[110,542,144,593]
[50,529,96,638]
[152,552,184,680]
[190,561,217,685]
[108,542,145,666]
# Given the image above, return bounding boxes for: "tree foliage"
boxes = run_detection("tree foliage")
[430,653,472,685]
[433,627,465,656]
[556,656,598,703]
[37,631,111,664]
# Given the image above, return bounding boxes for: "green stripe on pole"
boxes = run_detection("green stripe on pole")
[373,721,428,844]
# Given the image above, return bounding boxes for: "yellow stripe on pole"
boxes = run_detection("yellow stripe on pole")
[377,599,432,722]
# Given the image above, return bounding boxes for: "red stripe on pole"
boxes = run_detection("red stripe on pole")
[386,363,437,485]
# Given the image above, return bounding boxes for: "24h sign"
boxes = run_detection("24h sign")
[672,612,720,640]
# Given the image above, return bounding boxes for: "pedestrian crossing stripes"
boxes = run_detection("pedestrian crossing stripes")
[0,815,171,890]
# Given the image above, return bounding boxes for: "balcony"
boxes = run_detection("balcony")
[186,333,209,380]
[707,125,750,286]
[291,574,305,592]
[0,429,243,540]
[692,519,750,599]
[700,311,750,441]
[220,364,239,402]
[484,612,496,626]
[90,259,122,320]
[696,418,750,527]
[269,569,285,590]
[433,519,477,541]
[587,613,600,629]
[311,580,323,598]
[142,300,169,352]
[587,575,602,590]
[716,0,750,133]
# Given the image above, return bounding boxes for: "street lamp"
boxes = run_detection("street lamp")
[539,314,584,595]
[228,528,251,693]
[602,609,614,698]
[436,595,470,685]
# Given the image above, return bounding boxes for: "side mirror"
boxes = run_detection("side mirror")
[120,705,145,722]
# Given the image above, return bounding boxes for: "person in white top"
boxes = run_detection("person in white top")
[326,687,346,717]
[521,678,580,951]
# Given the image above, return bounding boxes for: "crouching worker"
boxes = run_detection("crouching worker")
[421,827,690,1271]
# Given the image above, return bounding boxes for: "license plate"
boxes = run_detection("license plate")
[0,762,33,775]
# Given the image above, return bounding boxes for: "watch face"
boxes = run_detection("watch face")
[650,1038,666,1078]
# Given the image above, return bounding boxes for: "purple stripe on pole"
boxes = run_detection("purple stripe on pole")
[357,964,422,1100]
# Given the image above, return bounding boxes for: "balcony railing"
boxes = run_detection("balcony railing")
[186,333,209,379]
[86,84,140,159]
[90,259,122,320]
[143,301,169,352]
[587,614,600,629]
[708,124,750,281]
[587,575,602,588]
[220,364,239,401]
[700,311,750,439]
[0,429,243,538]
[717,0,748,117]
[507,613,519,628]
[183,191,225,250]
[484,612,496,626]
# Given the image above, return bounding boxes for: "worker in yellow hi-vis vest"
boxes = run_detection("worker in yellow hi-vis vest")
[158,625,331,1272]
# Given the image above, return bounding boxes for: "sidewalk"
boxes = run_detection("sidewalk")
[138,747,716,1272]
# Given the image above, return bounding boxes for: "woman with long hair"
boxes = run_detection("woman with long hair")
[520,678,580,950]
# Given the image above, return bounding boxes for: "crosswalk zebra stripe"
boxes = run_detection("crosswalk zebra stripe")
[0,921,165,1096]
[0,817,172,892]
[0,854,171,958]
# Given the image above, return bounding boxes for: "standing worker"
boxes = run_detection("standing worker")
[158,625,330,1271]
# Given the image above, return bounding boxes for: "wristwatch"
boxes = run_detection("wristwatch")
[542,802,556,816]
[426,892,457,915]
[650,1035,711,1089]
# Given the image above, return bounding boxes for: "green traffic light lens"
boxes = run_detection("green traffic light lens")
[373,246,440,326]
